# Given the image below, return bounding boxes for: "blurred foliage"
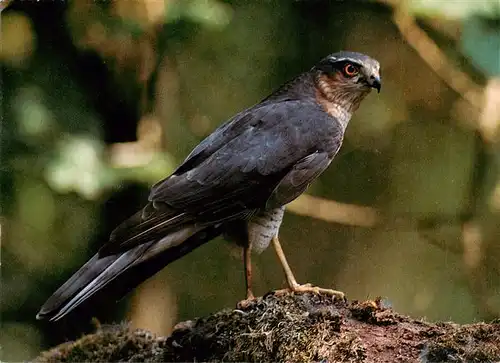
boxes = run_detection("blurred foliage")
[407,0,500,19]
[1,0,499,361]
[462,16,500,77]
[407,0,500,77]
[165,0,233,27]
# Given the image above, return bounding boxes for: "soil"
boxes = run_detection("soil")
[35,292,500,362]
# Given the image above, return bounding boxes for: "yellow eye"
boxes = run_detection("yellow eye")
[343,63,359,77]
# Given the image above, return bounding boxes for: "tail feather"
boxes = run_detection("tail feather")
[37,224,223,322]
[37,253,115,317]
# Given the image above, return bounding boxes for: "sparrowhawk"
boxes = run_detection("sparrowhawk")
[37,51,381,321]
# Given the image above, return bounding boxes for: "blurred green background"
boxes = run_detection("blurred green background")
[1,0,499,361]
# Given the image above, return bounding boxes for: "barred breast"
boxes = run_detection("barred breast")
[248,206,285,253]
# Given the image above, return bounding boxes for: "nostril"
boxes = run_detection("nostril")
[370,75,375,79]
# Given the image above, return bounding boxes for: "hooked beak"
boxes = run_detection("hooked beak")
[369,75,381,93]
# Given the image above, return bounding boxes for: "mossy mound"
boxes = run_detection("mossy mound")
[35,292,500,362]
[164,292,356,362]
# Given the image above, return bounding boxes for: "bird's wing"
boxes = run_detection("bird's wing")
[101,100,343,255]
[266,150,334,208]
[99,201,193,256]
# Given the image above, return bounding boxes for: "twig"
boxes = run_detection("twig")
[378,0,484,110]
[0,0,12,12]
[461,220,500,318]
[479,78,500,144]
[287,194,379,227]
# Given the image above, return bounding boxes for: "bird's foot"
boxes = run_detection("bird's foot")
[275,283,346,301]
[237,291,257,309]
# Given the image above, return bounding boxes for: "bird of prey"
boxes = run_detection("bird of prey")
[37,51,381,322]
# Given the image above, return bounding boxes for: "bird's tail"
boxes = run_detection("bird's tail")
[36,224,223,322]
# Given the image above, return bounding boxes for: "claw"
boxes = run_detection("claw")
[237,295,256,309]
[271,236,346,301]
[275,283,346,301]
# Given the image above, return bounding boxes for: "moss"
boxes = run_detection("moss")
[35,292,500,362]
[35,324,162,363]
[349,298,401,326]
[163,293,349,362]
[424,322,500,363]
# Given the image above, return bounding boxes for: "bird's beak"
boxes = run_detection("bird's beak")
[369,75,381,93]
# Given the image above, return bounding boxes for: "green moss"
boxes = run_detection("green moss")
[425,322,500,362]
[162,292,360,362]
[35,293,500,362]
[35,324,161,362]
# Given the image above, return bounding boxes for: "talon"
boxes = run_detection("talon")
[271,236,346,301]
[274,283,346,301]
[237,296,256,309]
[293,283,345,300]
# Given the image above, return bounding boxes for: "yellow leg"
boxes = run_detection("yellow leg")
[272,236,345,300]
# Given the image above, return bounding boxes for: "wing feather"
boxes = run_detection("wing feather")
[101,100,343,255]
[150,100,341,210]
[267,151,333,208]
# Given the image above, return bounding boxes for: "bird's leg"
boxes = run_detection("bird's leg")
[271,235,298,287]
[237,244,257,309]
[243,244,255,300]
[271,236,345,300]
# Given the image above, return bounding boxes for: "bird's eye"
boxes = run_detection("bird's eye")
[343,63,359,77]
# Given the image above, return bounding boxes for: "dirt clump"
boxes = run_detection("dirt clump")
[35,292,500,362]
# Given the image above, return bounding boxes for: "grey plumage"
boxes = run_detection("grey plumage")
[37,51,381,321]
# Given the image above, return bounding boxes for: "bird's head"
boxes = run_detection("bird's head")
[313,51,381,117]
